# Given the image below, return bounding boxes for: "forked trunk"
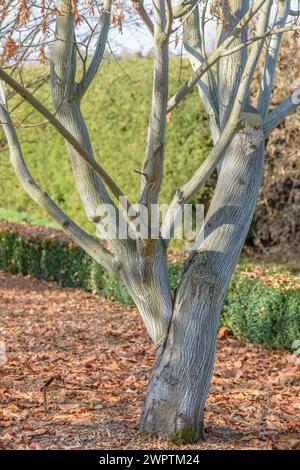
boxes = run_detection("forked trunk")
[140,127,265,442]
[0,0,296,448]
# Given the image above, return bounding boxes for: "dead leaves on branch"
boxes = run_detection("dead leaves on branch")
[0,0,117,65]
[111,3,125,34]
[2,37,18,63]
[0,270,299,450]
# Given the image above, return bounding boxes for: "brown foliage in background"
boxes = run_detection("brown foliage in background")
[253,37,300,262]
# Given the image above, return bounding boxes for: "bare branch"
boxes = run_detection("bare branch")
[173,0,199,19]
[138,0,169,209]
[78,0,112,97]
[290,8,300,16]
[167,0,268,113]
[50,0,77,103]
[263,94,300,134]
[0,86,114,273]
[50,0,118,234]
[165,0,173,40]
[217,1,251,125]
[183,6,220,142]
[168,10,300,114]
[258,0,291,118]
[162,0,275,244]
[229,0,273,121]
[131,0,154,36]
[0,65,125,202]
[161,119,240,243]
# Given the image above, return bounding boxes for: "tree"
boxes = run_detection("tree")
[0,0,299,443]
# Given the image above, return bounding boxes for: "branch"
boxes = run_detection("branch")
[229,0,273,121]
[161,119,239,243]
[168,8,300,114]
[263,94,300,134]
[78,0,112,97]
[1,5,140,246]
[167,0,268,113]
[183,6,220,143]
[162,0,274,244]
[50,1,130,243]
[165,0,173,40]
[217,1,251,128]
[258,0,291,118]
[0,90,114,273]
[0,66,125,202]
[131,0,154,36]
[138,0,169,209]
[200,0,209,58]
[51,0,77,103]
[51,0,114,222]
[173,0,199,19]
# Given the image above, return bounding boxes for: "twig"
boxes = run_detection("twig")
[40,376,56,415]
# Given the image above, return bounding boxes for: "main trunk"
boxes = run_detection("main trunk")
[140,127,265,442]
[140,290,223,443]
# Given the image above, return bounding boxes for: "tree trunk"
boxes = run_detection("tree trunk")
[140,291,222,443]
[140,126,265,442]
[120,240,173,345]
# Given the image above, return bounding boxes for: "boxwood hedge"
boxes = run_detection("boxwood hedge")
[0,229,299,350]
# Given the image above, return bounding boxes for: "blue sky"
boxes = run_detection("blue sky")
[109,0,300,56]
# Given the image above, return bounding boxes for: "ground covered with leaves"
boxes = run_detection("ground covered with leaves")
[0,271,299,450]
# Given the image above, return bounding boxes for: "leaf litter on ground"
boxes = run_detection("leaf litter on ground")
[0,270,299,450]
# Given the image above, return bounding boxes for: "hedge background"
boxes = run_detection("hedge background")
[0,46,299,262]
[0,222,299,351]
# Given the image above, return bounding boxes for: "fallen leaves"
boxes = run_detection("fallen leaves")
[238,266,300,289]
[0,270,299,450]
[217,327,230,340]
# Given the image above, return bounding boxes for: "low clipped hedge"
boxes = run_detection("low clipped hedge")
[0,228,299,350]
[223,277,300,350]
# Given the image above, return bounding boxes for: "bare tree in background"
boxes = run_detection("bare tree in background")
[0,0,299,442]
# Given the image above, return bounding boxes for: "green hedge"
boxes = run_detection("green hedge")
[223,277,300,350]
[0,60,212,231]
[0,229,299,350]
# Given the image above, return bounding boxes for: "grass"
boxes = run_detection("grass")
[0,59,212,232]
[0,207,58,228]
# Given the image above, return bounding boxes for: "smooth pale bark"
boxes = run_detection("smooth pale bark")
[183,8,220,143]
[258,0,291,118]
[119,241,173,345]
[140,126,265,441]
[218,1,250,129]
[51,1,115,216]
[139,0,169,208]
